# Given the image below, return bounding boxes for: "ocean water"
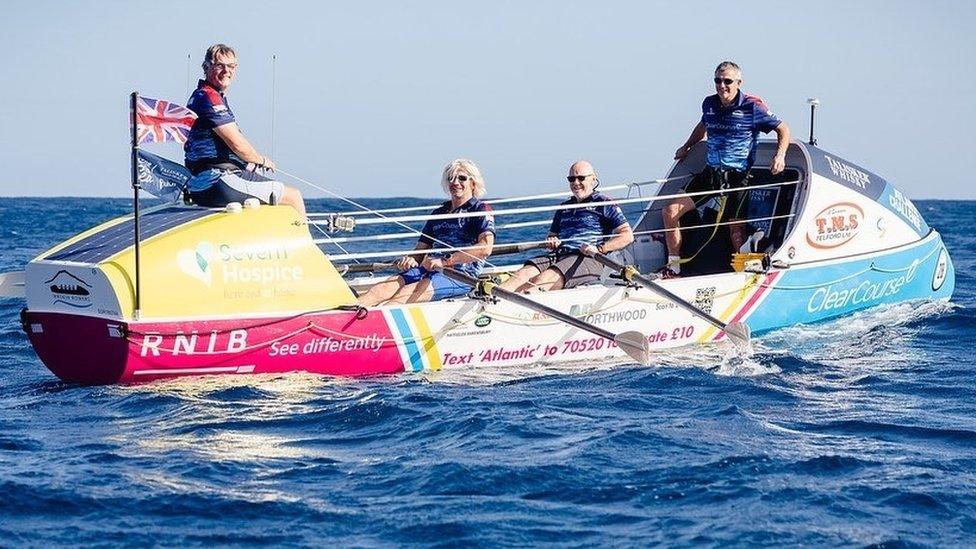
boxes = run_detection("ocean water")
[1,197,974,546]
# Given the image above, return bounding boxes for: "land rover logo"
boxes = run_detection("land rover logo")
[474,316,492,328]
[932,248,948,291]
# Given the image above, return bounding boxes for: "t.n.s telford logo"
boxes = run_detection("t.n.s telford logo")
[178,241,304,286]
[806,202,864,249]
[46,270,93,308]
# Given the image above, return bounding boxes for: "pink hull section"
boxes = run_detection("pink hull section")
[24,309,408,384]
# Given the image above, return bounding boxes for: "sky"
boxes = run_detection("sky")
[1,0,973,199]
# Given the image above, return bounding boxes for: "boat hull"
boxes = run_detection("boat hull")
[23,231,953,385]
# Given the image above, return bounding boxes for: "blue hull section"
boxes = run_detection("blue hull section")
[749,233,954,333]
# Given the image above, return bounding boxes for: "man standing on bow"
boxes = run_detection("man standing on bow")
[184,43,306,218]
[663,61,790,278]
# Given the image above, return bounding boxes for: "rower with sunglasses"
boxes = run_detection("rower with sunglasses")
[664,60,791,278]
[358,159,496,307]
[184,44,307,217]
[500,161,633,293]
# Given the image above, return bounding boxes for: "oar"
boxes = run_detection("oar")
[0,270,25,298]
[440,267,651,365]
[591,253,751,347]
[341,242,545,275]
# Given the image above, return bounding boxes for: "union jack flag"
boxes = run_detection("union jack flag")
[134,96,197,145]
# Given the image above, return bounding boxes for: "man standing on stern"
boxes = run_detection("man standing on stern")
[663,61,791,278]
[184,43,306,217]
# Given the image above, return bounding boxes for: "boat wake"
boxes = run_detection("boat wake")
[759,299,954,366]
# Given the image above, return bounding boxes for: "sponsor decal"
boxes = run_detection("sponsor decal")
[806,202,864,249]
[693,287,716,315]
[788,246,796,259]
[474,316,492,328]
[583,308,647,324]
[46,270,93,308]
[807,260,919,314]
[140,329,249,356]
[177,242,214,286]
[823,155,871,190]
[569,303,593,318]
[178,241,304,287]
[888,187,923,232]
[932,248,948,291]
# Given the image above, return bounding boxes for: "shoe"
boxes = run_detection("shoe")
[657,266,680,279]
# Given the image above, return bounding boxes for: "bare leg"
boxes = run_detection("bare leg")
[280,186,307,219]
[499,265,542,293]
[662,196,696,257]
[728,219,747,252]
[386,280,435,305]
[357,276,405,307]
[525,268,566,293]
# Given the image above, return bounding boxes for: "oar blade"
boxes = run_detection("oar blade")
[615,330,651,365]
[724,321,751,347]
[0,271,25,298]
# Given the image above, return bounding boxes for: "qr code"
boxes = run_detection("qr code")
[693,287,716,314]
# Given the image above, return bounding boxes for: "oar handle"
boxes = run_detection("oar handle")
[441,268,624,344]
[591,252,750,344]
[339,242,543,275]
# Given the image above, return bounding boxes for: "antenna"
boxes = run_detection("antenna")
[186,53,191,93]
[807,97,820,145]
[271,54,277,159]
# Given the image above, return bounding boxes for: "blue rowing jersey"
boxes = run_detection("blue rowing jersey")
[418,198,496,277]
[184,80,244,172]
[702,91,781,171]
[550,192,628,251]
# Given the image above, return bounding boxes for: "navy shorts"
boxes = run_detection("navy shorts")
[685,167,749,219]
[400,267,472,301]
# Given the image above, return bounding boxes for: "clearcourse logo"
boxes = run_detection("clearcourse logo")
[806,202,863,249]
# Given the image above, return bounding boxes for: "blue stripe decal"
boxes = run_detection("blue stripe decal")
[390,309,424,372]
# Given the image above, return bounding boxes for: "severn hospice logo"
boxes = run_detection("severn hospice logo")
[177,242,214,286]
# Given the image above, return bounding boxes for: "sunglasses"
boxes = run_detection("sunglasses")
[714,77,737,85]
[567,174,593,183]
[449,174,470,183]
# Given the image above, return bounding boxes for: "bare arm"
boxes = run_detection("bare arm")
[674,121,707,160]
[582,224,634,256]
[395,241,432,271]
[428,231,496,271]
[600,224,634,253]
[213,122,275,169]
[770,121,792,175]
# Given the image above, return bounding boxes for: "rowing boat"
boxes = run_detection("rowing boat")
[8,140,954,384]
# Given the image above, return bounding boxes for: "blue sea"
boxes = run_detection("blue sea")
[1,197,974,546]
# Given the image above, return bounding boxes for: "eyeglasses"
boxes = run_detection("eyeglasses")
[211,62,238,72]
[449,174,470,183]
[567,174,593,183]
[713,77,737,86]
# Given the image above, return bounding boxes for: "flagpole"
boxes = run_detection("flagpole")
[130,91,142,320]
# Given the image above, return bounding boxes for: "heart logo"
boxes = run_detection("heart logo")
[177,242,214,286]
